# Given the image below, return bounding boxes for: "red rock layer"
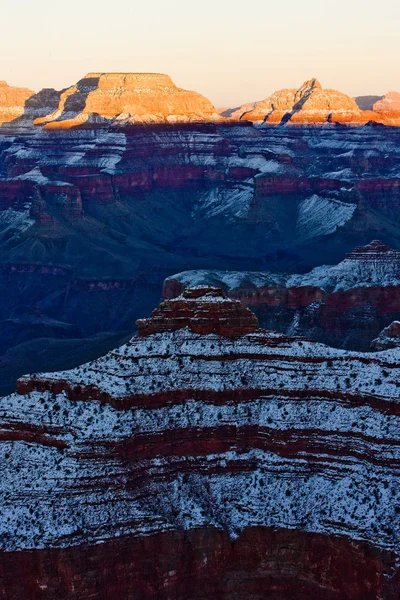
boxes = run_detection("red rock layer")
[1,290,399,599]
[164,242,400,350]
[137,287,259,338]
[0,528,398,600]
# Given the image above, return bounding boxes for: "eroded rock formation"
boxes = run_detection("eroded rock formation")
[373,91,400,123]
[232,78,400,125]
[2,120,400,392]
[239,78,377,125]
[34,73,220,129]
[0,289,399,598]
[371,321,400,350]
[137,286,259,338]
[164,241,400,350]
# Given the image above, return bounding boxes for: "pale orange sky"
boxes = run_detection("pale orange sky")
[1,0,399,107]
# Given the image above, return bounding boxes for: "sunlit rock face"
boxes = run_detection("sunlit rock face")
[0,81,35,125]
[34,73,221,129]
[1,289,399,598]
[373,91,400,124]
[236,78,398,125]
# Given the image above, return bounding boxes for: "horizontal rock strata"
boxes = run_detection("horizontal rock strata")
[0,290,399,598]
[164,241,400,350]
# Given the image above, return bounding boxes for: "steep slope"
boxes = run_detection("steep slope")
[164,241,400,350]
[0,288,399,599]
[35,73,220,128]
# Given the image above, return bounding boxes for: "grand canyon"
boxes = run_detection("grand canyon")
[0,71,399,599]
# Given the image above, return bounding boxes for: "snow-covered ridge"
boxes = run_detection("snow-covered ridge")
[1,329,400,552]
[0,289,399,554]
[166,241,400,294]
[19,328,400,402]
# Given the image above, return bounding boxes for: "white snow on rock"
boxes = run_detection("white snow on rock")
[193,183,255,221]
[296,195,356,241]
[0,205,34,233]
[167,243,400,294]
[0,323,399,552]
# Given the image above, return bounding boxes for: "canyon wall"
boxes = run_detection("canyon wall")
[1,121,400,391]
[1,290,399,598]
[164,241,400,350]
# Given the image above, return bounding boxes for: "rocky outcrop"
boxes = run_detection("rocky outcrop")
[371,321,400,350]
[137,286,259,338]
[240,78,375,125]
[164,241,400,350]
[373,91,400,120]
[35,73,220,129]
[0,81,35,125]
[235,79,400,126]
[1,291,399,598]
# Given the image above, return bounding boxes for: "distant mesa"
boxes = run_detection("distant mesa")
[35,72,221,129]
[373,91,400,115]
[354,95,384,111]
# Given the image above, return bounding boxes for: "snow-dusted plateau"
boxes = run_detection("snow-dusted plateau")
[1,287,399,598]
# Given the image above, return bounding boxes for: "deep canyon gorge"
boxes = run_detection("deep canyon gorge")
[0,72,399,599]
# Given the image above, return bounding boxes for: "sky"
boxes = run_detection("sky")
[1,0,399,108]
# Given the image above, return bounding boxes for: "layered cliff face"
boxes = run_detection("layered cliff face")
[164,241,400,350]
[1,75,400,130]
[0,81,35,125]
[1,121,400,393]
[0,288,400,600]
[234,79,400,125]
[33,73,220,129]
[137,286,259,337]
[1,288,399,599]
